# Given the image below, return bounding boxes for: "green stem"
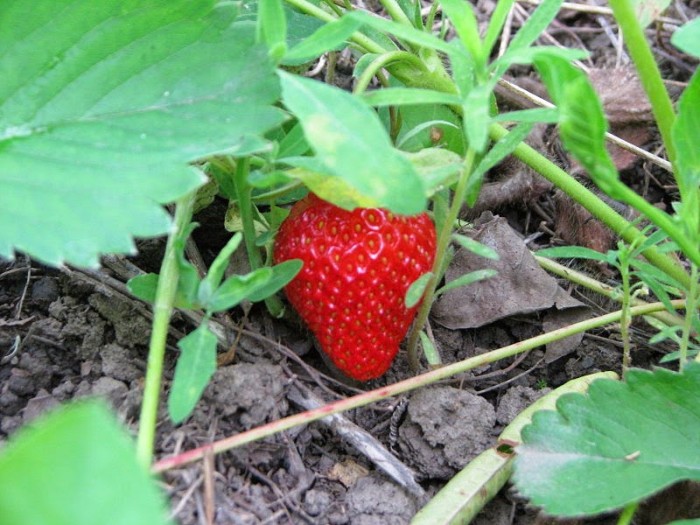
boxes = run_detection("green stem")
[137,192,196,469]
[353,51,429,94]
[154,300,683,472]
[608,0,677,169]
[535,255,686,329]
[233,158,285,317]
[407,148,477,370]
[617,502,639,525]
[620,253,632,371]
[490,123,691,290]
[378,0,413,26]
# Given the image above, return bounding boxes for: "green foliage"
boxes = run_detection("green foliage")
[0,402,171,525]
[672,17,700,58]
[0,0,284,267]
[514,364,700,516]
[279,71,426,213]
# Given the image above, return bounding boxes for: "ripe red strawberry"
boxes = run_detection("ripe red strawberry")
[274,193,436,381]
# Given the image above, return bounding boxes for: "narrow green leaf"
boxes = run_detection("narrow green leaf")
[202,233,243,292]
[439,0,484,66]
[419,331,442,366]
[361,88,462,107]
[514,364,700,516]
[283,15,362,64]
[462,84,492,153]
[671,18,700,58]
[492,45,587,75]
[0,401,171,525]
[279,72,426,214]
[436,268,498,296]
[535,57,620,197]
[257,0,287,60]
[347,10,456,55]
[168,323,218,424]
[247,259,303,302]
[483,0,516,57]
[452,234,499,259]
[405,272,434,308]
[536,246,611,262]
[468,121,534,205]
[672,70,700,234]
[0,0,285,267]
[494,0,564,75]
[206,267,273,312]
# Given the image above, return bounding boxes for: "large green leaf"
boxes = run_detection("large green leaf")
[0,0,285,267]
[514,364,700,516]
[0,401,171,525]
[278,71,426,214]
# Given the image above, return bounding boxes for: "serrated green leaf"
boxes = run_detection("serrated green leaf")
[279,72,426,214]
[452,233,499,259]
[168,322,218,424]
[0,0,285,268]
[0,401,171,525]
[205,267,273,312]
[671,18,700,58]
[405,272,434,308]
[247,259,303,302]
[514,364,700,516]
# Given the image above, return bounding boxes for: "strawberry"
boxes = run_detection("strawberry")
[274,193,436,381]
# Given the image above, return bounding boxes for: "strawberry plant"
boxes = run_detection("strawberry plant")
[0,0,698,522]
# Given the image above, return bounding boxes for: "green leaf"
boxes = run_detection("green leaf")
[0,401,171,525]
[279,72,426,214]
[468,121,534,205]
[671,17,700,58]
[201,233,243,293]
[403,148,463,196]
[535,57,620,197]
[462,84,492,153]
[168,322,218,424]
[0,0,285,268]
[436,268,498,295]
[514,364,700,516]
[492,0,564,77]
[257,0,287,61]
[483,0,516,57]
[439,0,484,67]
[536,246,611,262]
[405,272,434,308]
[246,259,303,302]
[672,70,700,236]
[419,330,442,366]
[205,267,273,312]
[283,15,362,65]
[452,234,499,259]
[361,88,462,107]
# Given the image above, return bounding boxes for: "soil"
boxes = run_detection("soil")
[1,1,698,524]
